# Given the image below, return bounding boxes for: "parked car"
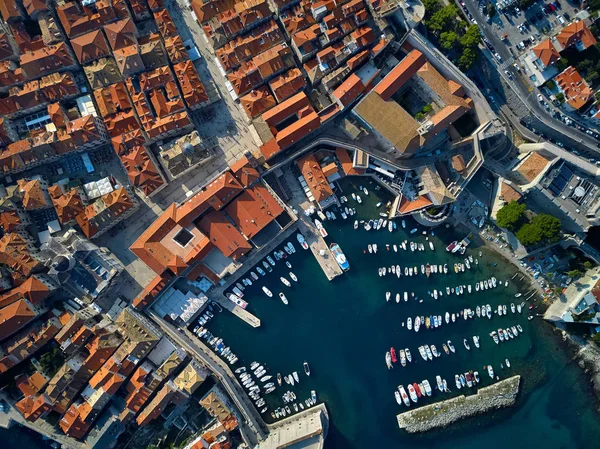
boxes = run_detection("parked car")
[504,70,513,79]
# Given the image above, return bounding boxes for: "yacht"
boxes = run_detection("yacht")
[290,272,298,282]
[487,365,494,378]
[304,362,311,376]
[463,339,470,350]
[455,375,462,390]
[293,372,300,383]
[330,243,350,271]
[262,287,273,297]
[297,233,309,250]
[405,348,412,362]
[280,277,291,287]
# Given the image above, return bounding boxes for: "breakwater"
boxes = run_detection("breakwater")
[397,376,521,433]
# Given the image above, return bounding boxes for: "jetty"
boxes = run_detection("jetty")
[397,375,521,433]
[260,404,329,449]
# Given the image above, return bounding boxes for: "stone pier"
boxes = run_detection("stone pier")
[397,375,521,433]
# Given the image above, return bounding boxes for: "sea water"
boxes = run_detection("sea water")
[207,176,600,449]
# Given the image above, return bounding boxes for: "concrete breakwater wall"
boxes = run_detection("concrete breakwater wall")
[397,375,521,433]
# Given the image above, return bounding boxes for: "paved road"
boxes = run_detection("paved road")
[147,312,268,445]
[456,0,600,156]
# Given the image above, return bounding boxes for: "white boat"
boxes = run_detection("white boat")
[505,359,511,368]
[472,335,480,348]
[396,293,400,303]
[404,292,408,302]
[487,365,494,378]
[395,391,402,405]
[406,349,412,362]
[386,292,391,302]
[330,243,349,271]
[463,339,470,350]
[455,375,462,390]
[353,220,358,229]
[445,312,450,323]
[280,277,291,287]
[363,187,369,196]
[293,372,300,383]
[386,352,393,369]
[407,317,412,330]
[399,386,410,406]
[314,220,328,238]
[304,362,311,376]
[429,242,434,251]
[422,379,432,396]
[262,287,273,297]
[418,346,427,361]
[414,316,421,332]
[407,384,418,403]
[279,292,288,305]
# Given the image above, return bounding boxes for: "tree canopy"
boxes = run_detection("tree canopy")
[515,213,561,246]
[496,201,526,231]
[427,5,459,33]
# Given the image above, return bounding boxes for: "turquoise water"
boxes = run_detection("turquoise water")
[207,176,600,448]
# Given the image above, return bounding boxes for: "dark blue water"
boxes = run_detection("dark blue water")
[206,176,600,448]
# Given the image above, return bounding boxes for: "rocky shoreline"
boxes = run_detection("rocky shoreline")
[560,330,600,405]
[396,376,521,433]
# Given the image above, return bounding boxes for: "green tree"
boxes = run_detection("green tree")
[556,58,569,72]
[423,0,442,17]
[516,222,543,246]
[496,201,526,231]
[487,3,496,16]
[422,104,433,114]
[458,47,478,70]
[427,5,459,33]
[39,347,64,377]
[553,287,563,295]
[531,213,561,242]
[567,269,583,279]
[460,25,481,48]
[584,261,593,270]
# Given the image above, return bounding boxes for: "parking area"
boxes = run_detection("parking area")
[468,0,582,60]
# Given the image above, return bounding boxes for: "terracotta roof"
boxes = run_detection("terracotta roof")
[556,21,596,51]
[19,43,75,79]
[335,148,364,175]
[0,299,36,341]
[240,86,276,118]
[516,152,553,182]
[164,35,188,63]
[172,60,209,108]
[18,179,49,210]
[52,189,85,224]
[113,45,145,77]
[0,233,40,277]
[154,9,178,38]
[398,194,433,214]
[0,211,21,232]
[22,0,46,16]
[0,275,52,308]
[500,180,522,203]
[198,210,252,259]
[104,18,137,51]
[15,394,51,422]
[332,73,365,107]
[274,110,320,148]
[224,183,283,238]
[60,403,90,439]
[451,154,466,173]
[374,49,426,101]
[230,156,260,188]
[532,40,560,67]
[120,147,164,196]
[555,66,594,110]
[132,271,173,309]
[0,33,16,61]
[71,30,110,64]
[296,154,333,203]
[16,372,47,397]
[268,68,306,102]
[262,91,311,126]
[0,0,21,22]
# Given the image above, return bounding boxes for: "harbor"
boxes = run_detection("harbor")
[192,175,600,449]
[396,376,521,433]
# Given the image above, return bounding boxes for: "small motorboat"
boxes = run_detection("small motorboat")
[304,362,311,376]
[262,287,273,297]
[290,272,298,282]
[463,339,471,351]
[280,277,291,287]
[279,292,288,305]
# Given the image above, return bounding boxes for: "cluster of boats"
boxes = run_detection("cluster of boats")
[272,390,318,419]
[489,324,524,343]
[405,302,526,333]
[394,363,508,407]
[229,241,301,306]
[193,309,239,366]
[368,237,435,255]
[236,362,276,414]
